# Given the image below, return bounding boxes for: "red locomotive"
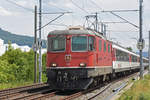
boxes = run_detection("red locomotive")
[46,26,148,90]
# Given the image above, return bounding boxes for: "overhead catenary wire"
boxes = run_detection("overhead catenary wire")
[5,0,34,13]
[6,0,72,15]
[89,0,103,11]
[107,30,139,33]
[44,2,69,12]
[88,0,119,38]
[69,0,89,14]
[36,13,65,31]
[88,0,140,39]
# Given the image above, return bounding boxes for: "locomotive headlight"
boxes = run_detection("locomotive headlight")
[51,63,57,67]
[79,63,86,67]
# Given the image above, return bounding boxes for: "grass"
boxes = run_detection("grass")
[0,75,47,90]
[0,81,34,90]
[118,74,150,100]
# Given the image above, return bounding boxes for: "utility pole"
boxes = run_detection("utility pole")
[104,24,107,37]
[34,5,37,83]
[139,0,144,79]
[149,31,150,74]
[95,12,98,32]
[39,0,42,83]
[35,1,71,83]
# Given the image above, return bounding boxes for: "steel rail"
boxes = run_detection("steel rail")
[13,89,55,100]
[61,72,139,100]
[0,83,48,99]
[88,71,142,100]
[0,83,46,93]
[0,85,49,100]
[30,91,57,100]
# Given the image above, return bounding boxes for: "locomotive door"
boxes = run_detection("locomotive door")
[88,36,97,66]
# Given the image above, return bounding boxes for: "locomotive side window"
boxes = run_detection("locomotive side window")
[72,36,87,51]
[99,40,102,51]
[88,36,95,51]
[108,44,110,53]
[48,36,65,52]
[104,42,106,52]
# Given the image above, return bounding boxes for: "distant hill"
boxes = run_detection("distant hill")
[0,28,46,48]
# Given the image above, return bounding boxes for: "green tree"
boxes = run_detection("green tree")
[126,47,132,51]
[0,43,47,84]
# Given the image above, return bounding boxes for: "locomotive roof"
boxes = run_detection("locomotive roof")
[48,29,106,40]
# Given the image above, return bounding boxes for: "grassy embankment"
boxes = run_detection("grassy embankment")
[0,81,33,90]
[0,43,47,90]
[118,74,150,100]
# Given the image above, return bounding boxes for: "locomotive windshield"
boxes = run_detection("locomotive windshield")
[72,36,87,51]
[48,36,65,52]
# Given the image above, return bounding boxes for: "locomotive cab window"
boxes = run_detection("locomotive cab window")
[72,36,87,51]
[88,36,95,51]
[48,36,66,52]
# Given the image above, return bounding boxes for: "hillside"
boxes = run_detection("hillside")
[0,28,46,48]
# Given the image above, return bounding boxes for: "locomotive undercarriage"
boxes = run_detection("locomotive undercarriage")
[46,67,140,90]
[46,67,112,90]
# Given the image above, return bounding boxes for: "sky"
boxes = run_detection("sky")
[0,0,150,52]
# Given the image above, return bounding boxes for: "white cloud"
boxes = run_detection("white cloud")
[15,1,27,6]
[0,6,12,16]
[48,2,57,6]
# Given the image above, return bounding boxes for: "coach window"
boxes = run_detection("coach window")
[108,44,110,53]
[89,36,95,51]
[104,42,106,52]
[99,40,102,51]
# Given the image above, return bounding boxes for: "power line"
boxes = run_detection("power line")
[37,13,65,31]
[101,21,127,24]
[69,0,89,14]
[109,11,139,29]
[6,0,34,13]
[49,23,68,27]
[107,30,139,33]
[88,0,121,38]
[43,2,69,12]
[89,0,103,10]
[39,12,72,14]
[102,10,139,12]
[6,0,71,15]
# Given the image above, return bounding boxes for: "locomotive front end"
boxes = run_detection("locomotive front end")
[46,29,96,90]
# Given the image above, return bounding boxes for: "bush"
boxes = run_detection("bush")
[0,44,47,84]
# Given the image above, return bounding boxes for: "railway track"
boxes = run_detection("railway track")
[0,83,49,100]
[59,83,110,100]
[0,71,143,100]
[59,72,139,100]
